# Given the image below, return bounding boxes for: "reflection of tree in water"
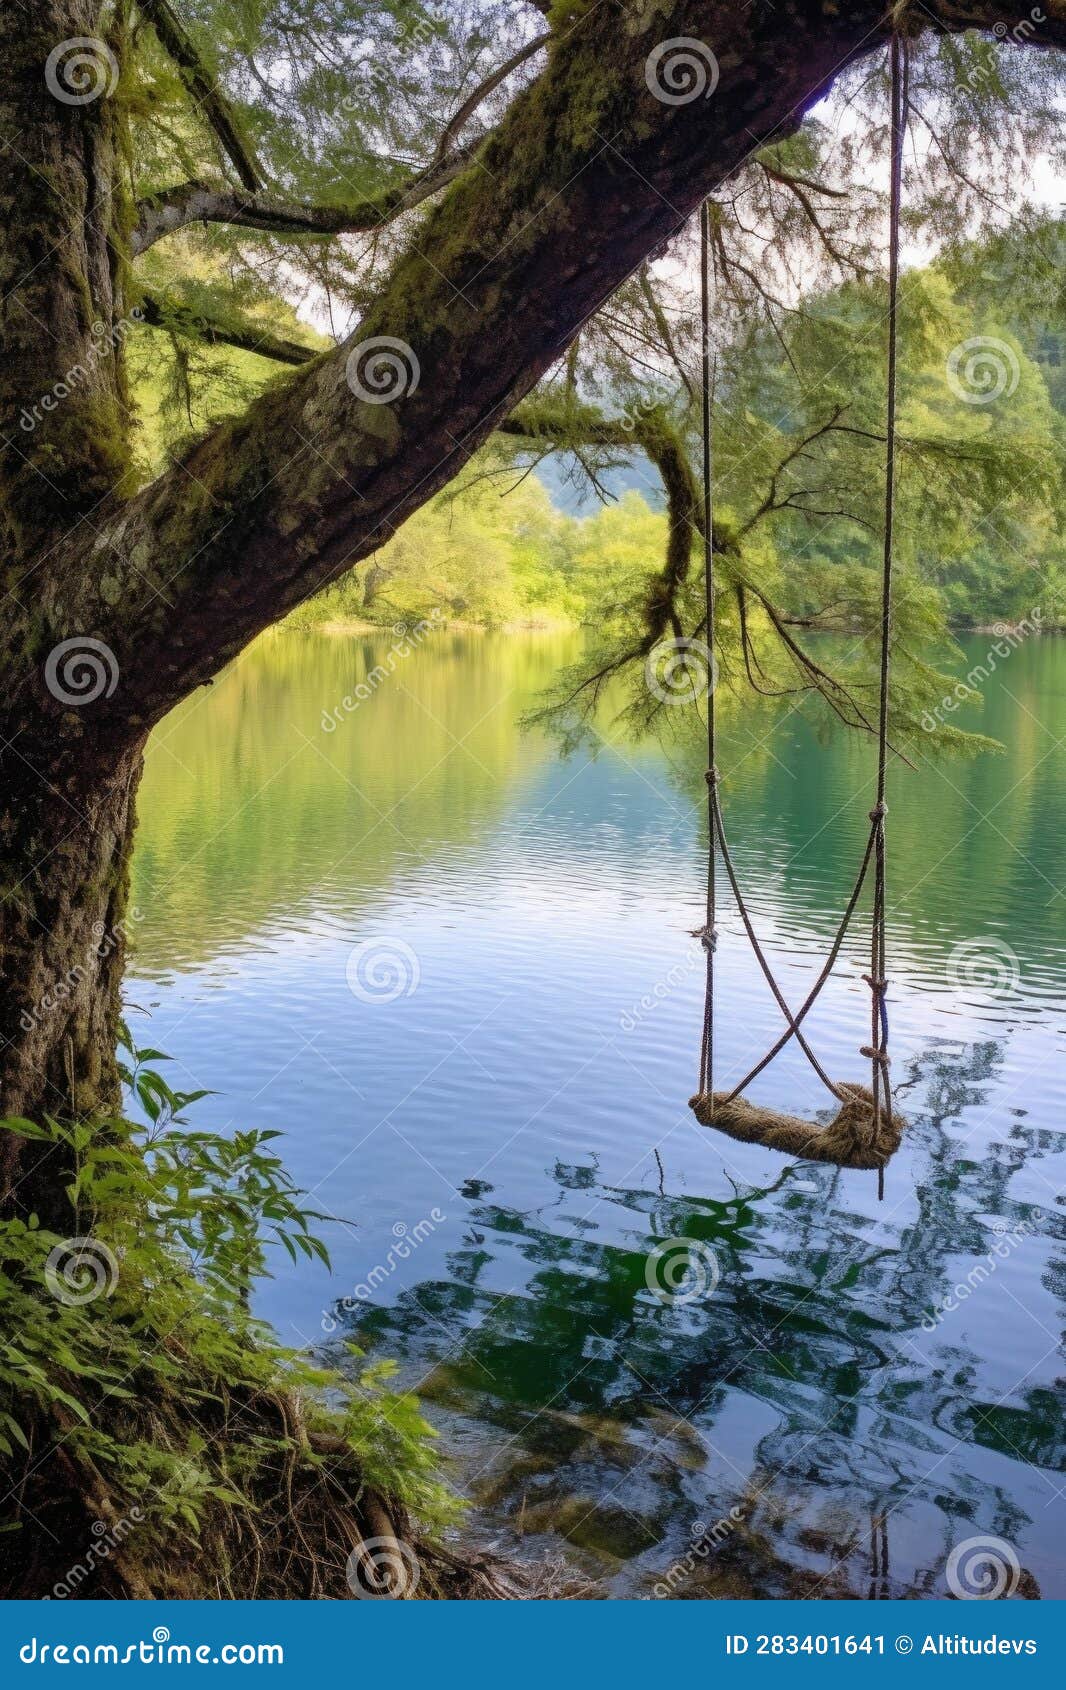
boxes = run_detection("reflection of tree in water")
[343,1040,1060,1597]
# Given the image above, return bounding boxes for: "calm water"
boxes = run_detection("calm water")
[129,630,1065,1599]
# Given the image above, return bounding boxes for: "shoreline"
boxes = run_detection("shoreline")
[295,613,577,636]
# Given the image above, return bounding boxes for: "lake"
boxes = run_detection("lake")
[128,627,1064,1599]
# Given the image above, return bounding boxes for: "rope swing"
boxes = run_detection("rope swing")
[689,35,910,1192]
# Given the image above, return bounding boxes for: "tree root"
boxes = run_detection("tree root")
[1,1383,560,1601]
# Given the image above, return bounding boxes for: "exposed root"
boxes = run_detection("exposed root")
[2,1384,553,1601]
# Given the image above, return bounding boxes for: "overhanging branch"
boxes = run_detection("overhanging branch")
[34,0,1066,744]
[136,0,264,191]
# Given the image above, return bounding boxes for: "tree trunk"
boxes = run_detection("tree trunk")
[363,562,392,611]
[0,0,137,1213]
[0,735,142,1222]
[0,1,133,554]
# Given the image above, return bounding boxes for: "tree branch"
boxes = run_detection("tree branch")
[137,289,319,366]
[131,149,474,255]
[758,161,848,199]
[136,0,264,190]
[501,397,710,645]
[29,0,1066,743]
[434,32,551,163]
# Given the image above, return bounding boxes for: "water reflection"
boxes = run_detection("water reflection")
[129,630,1066,1600]
[337,1038,1059,1598]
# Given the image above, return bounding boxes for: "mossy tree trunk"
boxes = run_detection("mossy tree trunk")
[0,0,139,1218]
[2,0,1063,1220]
[0,747,141,1223]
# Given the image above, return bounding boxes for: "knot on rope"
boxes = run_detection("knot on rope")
[705,766,720,787]
[860,1045,891,1067]
[863,973,888,993]
[869,802,888,821]
[692,924,718,953]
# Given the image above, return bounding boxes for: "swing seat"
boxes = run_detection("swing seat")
[689,1082,904,1170]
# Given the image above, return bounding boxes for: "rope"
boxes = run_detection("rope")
[720,813,878,1102]
[868,31,907,1197]
[712,791,846,1103]
[694,35,907,1192]
[697,198,717,1098]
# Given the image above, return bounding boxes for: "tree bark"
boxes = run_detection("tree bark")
[1,0,137,1204]
[0,739,142,1220]
[0,1,133,555]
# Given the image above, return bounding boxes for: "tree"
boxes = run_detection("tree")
[2,0,1065,1214]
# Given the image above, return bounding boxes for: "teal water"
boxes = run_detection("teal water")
[129,630,1065,1599]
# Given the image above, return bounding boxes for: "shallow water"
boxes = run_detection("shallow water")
[129,628,1065,1599]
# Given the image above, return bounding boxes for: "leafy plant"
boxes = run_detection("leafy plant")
[0,1029,458,1568]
